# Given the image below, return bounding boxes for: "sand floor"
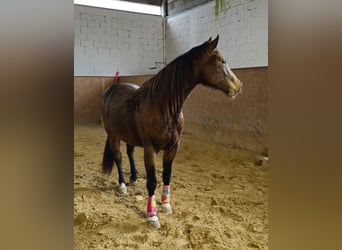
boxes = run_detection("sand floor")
[74,124,268,249]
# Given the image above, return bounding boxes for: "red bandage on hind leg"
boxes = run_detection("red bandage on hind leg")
[147,195,157,217]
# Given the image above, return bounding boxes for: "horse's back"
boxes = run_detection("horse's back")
[102,82,139,106]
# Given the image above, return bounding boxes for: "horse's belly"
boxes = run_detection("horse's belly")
[105,118,142,147]
[120,128,142,147]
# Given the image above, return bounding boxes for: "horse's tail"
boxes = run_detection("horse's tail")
[102,137,114,174]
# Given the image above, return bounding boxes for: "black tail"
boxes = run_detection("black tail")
[102,137,114,174]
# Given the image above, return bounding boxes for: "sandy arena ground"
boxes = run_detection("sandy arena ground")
[74,124,268,249]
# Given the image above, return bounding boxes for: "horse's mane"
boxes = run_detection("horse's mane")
[132,50,195,116]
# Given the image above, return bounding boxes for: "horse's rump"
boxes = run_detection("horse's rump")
[102,82,140,107]
[102,82,142,147]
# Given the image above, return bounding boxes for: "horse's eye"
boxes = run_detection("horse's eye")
[222,60,226,64]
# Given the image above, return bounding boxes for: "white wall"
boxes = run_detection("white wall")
[74,5,164,76]
[74,0,268,76]
[166,0,268,68]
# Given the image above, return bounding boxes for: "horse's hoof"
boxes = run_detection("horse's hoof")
[161,203,173,214]
[148,216,161,229]
[119,183,128,195]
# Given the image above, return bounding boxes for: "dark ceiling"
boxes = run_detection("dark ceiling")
[124,0,161,6]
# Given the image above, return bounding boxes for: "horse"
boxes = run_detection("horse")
[101,35,242,229]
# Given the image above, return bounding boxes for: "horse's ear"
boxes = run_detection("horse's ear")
[196,38,211,53]
[190,35,219,60]
[208,35,219,52]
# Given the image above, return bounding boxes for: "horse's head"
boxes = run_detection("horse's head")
[193,35,243,99]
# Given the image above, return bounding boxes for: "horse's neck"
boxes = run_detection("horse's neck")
[170,79,197,116]
[138,59,198,116]
[179,80,196,107]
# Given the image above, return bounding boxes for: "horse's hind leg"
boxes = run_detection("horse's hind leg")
[161,142,179,214]
[110,138,127,194]
[126,144,137,184]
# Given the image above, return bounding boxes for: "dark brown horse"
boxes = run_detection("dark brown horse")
[101,35,242,229]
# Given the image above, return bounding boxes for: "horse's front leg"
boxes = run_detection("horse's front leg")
[161,142,179,214]
[144,146,160,229]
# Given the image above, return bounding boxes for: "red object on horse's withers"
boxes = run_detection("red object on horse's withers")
[114,71,120,83]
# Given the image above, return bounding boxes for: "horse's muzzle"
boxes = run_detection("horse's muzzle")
[228,79,243,98]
